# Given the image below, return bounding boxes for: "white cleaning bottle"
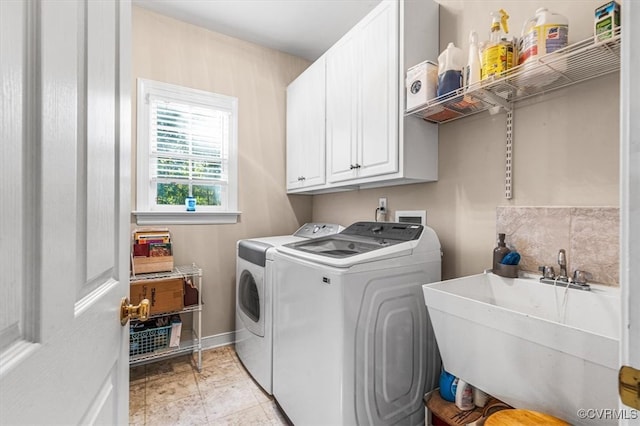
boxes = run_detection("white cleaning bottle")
[519,8,568,66]
[465,31,481,90]
[455,379,474,410]
[437,42,464,98]
[517,7,569,87]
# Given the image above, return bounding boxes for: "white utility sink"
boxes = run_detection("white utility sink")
[423,272,620,425]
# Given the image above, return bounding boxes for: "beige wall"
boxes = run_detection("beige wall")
[312,0,619,280]
[132,7,313,338]
[132,0,620,339]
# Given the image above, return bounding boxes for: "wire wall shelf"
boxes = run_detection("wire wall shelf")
[406,28,621,124]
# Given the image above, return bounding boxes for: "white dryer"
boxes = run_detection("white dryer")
[273,222,442,426]
[235,223,342,395]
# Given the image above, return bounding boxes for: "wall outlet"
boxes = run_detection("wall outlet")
[378,197,387,212]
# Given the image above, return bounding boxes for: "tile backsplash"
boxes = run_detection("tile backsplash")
[496,206,619,286]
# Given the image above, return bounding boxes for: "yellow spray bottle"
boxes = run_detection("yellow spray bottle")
[482,9,515,79]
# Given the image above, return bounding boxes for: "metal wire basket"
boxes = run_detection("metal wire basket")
[130,325,171,356]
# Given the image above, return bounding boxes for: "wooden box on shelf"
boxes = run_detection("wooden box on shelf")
[130,277,184,315]
[131,228,174,274]
[131,255,174,275]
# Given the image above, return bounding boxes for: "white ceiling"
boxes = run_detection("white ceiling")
[133,0,382,61]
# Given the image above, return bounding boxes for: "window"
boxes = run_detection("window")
[134,79,239,224]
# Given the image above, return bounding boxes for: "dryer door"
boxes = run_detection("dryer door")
[237,262,265,337]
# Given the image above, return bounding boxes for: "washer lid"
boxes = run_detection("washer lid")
[286,234,399,258]
[276,222,434,267]
[285,222,424,258]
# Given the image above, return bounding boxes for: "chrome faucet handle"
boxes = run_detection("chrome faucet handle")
[538,265,555,279]
[572,270,593,285]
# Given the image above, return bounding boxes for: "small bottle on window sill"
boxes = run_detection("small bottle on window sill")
[185,196,196,212]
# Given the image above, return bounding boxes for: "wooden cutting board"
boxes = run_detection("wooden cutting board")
[485,409,570,425]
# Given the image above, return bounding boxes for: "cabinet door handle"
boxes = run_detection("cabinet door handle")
[349,164,355,170]
[354,163,361,169]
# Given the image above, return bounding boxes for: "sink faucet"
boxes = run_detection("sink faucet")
[557,249,568,281]
[538,248,591,291]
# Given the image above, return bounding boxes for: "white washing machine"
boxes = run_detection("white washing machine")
[273,222,442,426]
[234,223,342,395]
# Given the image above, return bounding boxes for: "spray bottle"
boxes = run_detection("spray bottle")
[465,31,482,90]
[481,9,515,79]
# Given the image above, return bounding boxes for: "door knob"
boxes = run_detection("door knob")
[619,365,640,409]
[120,297,150,325]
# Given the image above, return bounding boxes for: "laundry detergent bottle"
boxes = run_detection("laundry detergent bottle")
[437,42,464,98]
[519,8,568,65]
[455,379,475,411]
[517,8,568,87]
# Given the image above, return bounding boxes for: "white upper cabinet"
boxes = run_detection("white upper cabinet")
[287,0,439,194]
[327,1,398,183]
[286,56,326,191]
[358,2,399,179]
[326,31,358,183]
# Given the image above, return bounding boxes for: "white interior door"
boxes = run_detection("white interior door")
[620,1,640,423]
[0,0,131,424]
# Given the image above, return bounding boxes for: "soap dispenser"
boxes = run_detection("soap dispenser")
[492,233,510,271]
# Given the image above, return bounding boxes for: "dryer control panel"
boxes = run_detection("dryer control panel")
[341,222,423,241]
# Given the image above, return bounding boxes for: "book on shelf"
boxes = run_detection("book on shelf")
[136,234,171,245]
[149,243,172,257]
[132,228,172,261]
[133,228,171,245]
[132,243,150,257]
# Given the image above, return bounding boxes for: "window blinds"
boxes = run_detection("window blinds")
[149,98,230,185]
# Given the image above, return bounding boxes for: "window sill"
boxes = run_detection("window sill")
[132,211,241,225]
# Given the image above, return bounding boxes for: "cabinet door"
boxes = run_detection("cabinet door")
[326,32,358,183]
[286,57,326,191]
[358,0,399,178]
[327,0,399,184]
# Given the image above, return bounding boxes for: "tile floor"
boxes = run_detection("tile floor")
[129,345,289,425]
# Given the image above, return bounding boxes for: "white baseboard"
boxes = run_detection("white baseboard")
[200,331,236,351]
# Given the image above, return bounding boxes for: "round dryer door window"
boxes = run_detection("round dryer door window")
[239,270,260,322]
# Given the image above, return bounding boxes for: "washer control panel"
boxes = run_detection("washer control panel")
[294,223,343,239]
[341,222,423,241]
